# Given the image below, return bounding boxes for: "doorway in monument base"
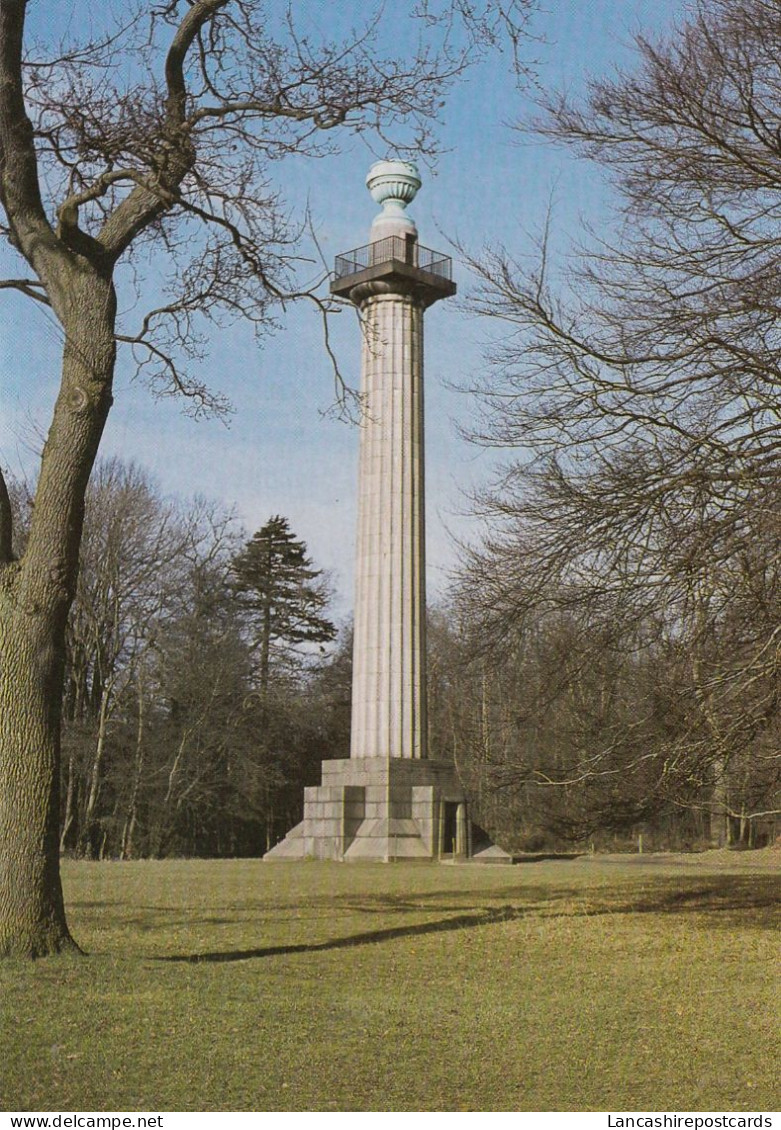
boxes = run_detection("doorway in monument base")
[442,801,458,856]
[439,800,472,858]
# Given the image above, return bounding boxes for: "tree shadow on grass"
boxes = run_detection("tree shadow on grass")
[611,875,779,927]
[157,904,530,963]
[156,873,778,964]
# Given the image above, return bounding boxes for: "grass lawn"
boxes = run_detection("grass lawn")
[0,853,778,1112]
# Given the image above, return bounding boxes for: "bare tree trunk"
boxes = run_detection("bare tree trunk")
[59,745,76,854]
[121,672,146,860]
[78,679,114,857]
[149,729,191,858]
[0,277,116,956]
[0,608,76,956]
[710,755,729,847]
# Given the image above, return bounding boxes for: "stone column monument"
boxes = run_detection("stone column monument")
[267,161,502,862]
[348,160,444,764]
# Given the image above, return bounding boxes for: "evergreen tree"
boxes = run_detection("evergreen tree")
[231,517,336,694]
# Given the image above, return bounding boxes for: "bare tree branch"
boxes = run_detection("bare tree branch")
[0,0,60,264]
[0,277,50,304]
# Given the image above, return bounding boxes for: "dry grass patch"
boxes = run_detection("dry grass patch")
[0,855,778,1111]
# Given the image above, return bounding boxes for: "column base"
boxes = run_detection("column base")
[264,757,512,863]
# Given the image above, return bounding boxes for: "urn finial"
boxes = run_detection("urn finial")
[366,159,421,241]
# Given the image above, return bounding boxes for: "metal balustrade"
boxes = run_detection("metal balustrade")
[334,235,452,281]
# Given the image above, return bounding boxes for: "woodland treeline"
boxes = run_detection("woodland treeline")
[447,0,781,851]
[9,462,349,859]
[431,603,779,853]
[9,450,777,859]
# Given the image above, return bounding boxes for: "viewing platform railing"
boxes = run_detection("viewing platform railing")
[334,236,452,281]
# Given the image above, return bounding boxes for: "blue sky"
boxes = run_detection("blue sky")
[0,0,685,619]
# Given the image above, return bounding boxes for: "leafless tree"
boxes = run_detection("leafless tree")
[58,459,205,858]
[458,0,781,841]
[0,0,533,956]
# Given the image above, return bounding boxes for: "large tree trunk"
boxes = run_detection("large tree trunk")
[0,271,116,957]
[0,603,78,955]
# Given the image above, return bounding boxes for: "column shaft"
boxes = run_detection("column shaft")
[350,292,427,759]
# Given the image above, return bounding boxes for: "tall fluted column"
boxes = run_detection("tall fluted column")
[350,287,427,759]
[331,159,455,766]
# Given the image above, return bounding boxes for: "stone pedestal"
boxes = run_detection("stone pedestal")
[264,758,471,861]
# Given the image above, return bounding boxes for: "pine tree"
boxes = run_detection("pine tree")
[231,517,336,694]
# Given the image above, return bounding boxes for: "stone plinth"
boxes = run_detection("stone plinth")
[265,757,474,862]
